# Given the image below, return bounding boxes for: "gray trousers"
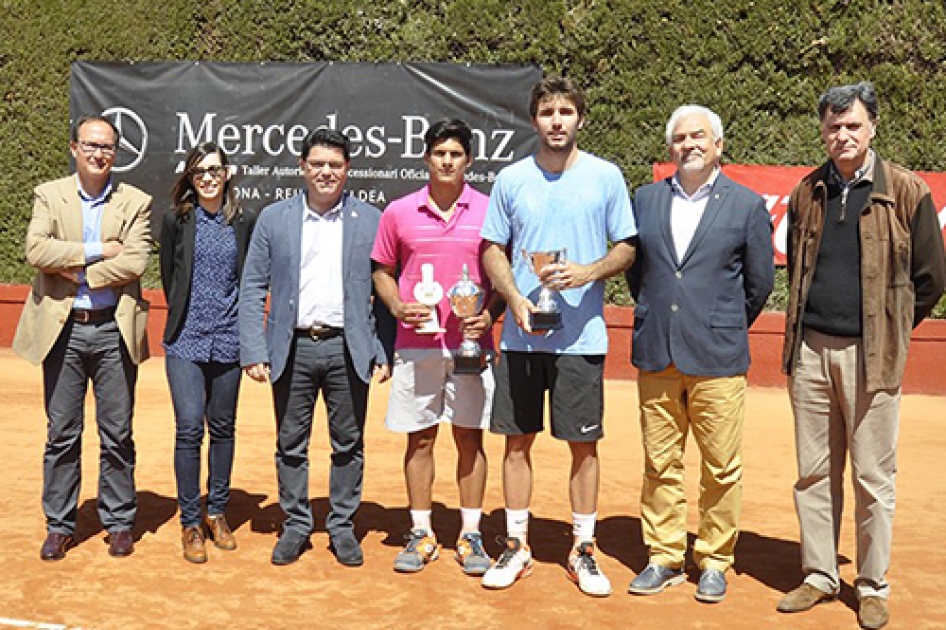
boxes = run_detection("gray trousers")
[789,328,899,600]
[42,319,138,534]
[271,334,368,540]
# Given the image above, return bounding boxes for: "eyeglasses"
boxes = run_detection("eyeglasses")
[191,166,228,179]
[76,141,117,156]
[305,160,347,171]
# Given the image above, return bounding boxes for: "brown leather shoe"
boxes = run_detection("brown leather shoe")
[204,515,237,551]
[858,596,889,629]
[776,583,836,613]
[107,530,135,557]
[182,526,208,564]
[40,532,73,561]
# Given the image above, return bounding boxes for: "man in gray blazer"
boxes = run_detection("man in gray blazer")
[239,128,394,567]
[625,105,774,602]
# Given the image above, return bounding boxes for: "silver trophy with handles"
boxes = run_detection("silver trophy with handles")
[447,264,487,374]
[522,248,565,331]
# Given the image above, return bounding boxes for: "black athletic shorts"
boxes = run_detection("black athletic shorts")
[490,351,604,442]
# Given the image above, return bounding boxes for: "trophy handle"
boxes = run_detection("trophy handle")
[522,249,565,332]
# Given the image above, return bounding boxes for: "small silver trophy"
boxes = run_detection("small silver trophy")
[448,264,486,374]
[522,248,565,332]
[413,262,445,334]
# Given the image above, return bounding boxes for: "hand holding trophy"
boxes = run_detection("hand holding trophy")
[413,263,445,334]
[522,248,566,332]
[448,264,486,374]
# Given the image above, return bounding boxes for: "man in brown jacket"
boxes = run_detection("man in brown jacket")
[777,83,946,630]
[14,114,152,561]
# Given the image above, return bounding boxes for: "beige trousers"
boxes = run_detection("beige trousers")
[638,366,746,571]
[789,328,900,599]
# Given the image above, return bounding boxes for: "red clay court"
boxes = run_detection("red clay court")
[1,348,943,629]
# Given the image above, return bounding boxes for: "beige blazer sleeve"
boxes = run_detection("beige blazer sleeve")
[24,180,86,272]
[13,177,153,366]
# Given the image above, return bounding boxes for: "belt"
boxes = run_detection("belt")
[71,307,116,325]
[295,325,344,341]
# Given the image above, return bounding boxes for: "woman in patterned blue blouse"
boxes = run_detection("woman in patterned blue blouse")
[160,142,257,563]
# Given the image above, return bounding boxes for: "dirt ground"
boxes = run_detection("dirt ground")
[0,348,944,629]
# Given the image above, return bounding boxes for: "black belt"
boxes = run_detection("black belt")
[71,307,116,325]
[295,325,344,341]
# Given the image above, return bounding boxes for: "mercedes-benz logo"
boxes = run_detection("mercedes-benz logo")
[101,106,148,172]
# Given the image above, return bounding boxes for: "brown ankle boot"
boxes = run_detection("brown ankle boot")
[205,514,237,550]
[182,526,208,564]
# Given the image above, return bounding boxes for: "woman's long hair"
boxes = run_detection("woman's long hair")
[169,142,239,222]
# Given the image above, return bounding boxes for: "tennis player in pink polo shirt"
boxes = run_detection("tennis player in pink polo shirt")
[372,119,504,576]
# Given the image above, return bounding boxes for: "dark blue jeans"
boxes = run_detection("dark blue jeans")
[165,355,241,527]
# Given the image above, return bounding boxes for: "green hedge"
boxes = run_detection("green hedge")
[3,0,945,314]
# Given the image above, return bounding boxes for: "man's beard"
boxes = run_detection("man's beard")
[680,155,706,172]
[543,135,576,153]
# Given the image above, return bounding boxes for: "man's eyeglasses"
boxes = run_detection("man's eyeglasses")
[305,160,347,171]
[191,166,228,179]
[76,141,117,156]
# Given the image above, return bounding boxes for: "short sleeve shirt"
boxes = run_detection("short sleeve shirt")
[480,152,636,354]
[372,184,494,351]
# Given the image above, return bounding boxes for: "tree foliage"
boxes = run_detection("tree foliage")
[2,0,945,312]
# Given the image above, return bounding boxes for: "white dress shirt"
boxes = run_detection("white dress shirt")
[297,197,345,328]
[670,169,719,262]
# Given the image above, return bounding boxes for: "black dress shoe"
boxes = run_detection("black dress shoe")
[271,531,310,566]
[331,533,364,567]
[40,533,73,561]
[108,530,135,557]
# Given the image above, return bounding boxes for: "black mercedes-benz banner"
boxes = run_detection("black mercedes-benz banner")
[70,61,542,234]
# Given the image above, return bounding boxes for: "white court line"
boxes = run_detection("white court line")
[0,618,85,630]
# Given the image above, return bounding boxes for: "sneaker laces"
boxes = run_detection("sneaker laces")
[463,533,486,557]
[493,536,521,568]
[402,530,426,553]
[575,545,601,576]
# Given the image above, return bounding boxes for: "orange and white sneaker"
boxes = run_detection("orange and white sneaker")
[568,541,612,597]
[455,532,492,575]
[482,537,533,589]
[393,529,440,573]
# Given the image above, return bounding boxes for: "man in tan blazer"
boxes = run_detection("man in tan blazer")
[14,114,152,561]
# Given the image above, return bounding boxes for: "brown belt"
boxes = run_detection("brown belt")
[71,307,116,325]
[295,325,344,341]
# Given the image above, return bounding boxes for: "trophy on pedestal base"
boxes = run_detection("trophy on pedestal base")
[448,264,486,374]
[413,263,445,334]
[523,248,565,332]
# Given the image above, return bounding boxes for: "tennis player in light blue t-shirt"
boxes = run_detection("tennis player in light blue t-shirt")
[479,76,637,598]
[481,149,636,354]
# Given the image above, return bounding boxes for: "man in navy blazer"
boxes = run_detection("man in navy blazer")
[625,105,774,603]
[239,129,394,567]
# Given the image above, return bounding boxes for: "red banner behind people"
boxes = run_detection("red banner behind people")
[653,163,946,265]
